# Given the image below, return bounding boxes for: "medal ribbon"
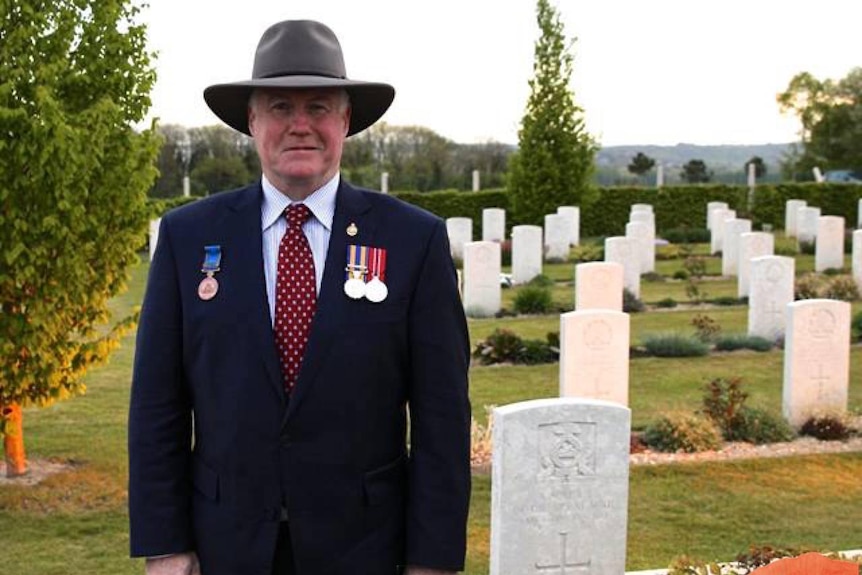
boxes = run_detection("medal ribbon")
[367,247,386,282]
[345,244,368,281]
[202,245,222,274]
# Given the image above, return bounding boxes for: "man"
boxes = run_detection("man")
[129,20,471,575]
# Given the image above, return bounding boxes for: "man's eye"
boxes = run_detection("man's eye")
[309,104,329,115]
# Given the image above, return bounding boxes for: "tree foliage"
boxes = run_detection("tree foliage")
[628,152,656,176]
[507,0,597,226]
[0,1,158,423]
[680,159,712,183]
[777,68,862,178]
[744,156,766,179]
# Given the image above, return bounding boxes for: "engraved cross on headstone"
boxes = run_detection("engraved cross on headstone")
[765,298,783,317]
[810,363,831,399]
[535,532,590,574]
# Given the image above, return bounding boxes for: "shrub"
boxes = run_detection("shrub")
[643,413,723,453]
[642,333,710,357]
[711,296,744,306]
[798,240,816,255]
[656,297,678,309]
[732,406,795,444]
[794,273,825,300]
[519,338,557,365]
[499,240,512,267]
[472,329,524,365]
[623,288,645,313]
[773,237,800,256]
[527,274,555,288]
[701,377,748,437]
[713,334,774,352]
[852,310,862,342]
[823,275,860,301]
[822,267,844,277]
[672,269,690,280]
[662,227,711,244]
[513,285,553,315]
[691,314,721,342]
[642,271,665,283]
[571,243,603,262]
[656,244,682,260]
[800,413,854,441]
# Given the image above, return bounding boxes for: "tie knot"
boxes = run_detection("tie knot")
[286,204,312,228]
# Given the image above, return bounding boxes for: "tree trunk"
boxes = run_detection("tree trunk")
[1,403,27,477]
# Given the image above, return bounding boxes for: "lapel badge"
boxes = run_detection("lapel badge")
[346,222,359,237]
[198,245,222,301]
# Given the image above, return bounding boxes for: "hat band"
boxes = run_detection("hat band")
[258,70,347,80]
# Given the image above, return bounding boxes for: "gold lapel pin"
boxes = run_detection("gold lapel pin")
[347,223,358,237]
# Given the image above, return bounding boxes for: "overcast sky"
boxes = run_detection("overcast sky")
[140,0,860,146]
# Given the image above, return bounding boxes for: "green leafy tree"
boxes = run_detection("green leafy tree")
[0,0,159,474]
[681,159,712,183]
[627,152,656,176]
[744,156,766,179]
[778,68,862,177]
[507,0,597,226]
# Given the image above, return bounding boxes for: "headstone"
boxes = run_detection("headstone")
[706,201,729,230]
[797,206,821,244]
[737,232,774,298]
[629,211,656,273]
[625,221,652,274]
[182,176,190,198]
[149,218,161,261]
[747,162,757,187]
[750,552,858,575]
[858,198,862,229]
[721,218,752,276]
[815,216,845,272]
[472,169,481,192]
[557,206,580,247]
[512,225,543,284]
[630,203,653,214]
[748,255,795,340]
[782,299,851,427]
[381,171,389,194]
[559,310,630,406]
[853,229,862,289]
[656,164,664,188]
[490,398,630,575]
[813,166,824,183]
[784,199,807,238]
[575,262,624,311]
[544,214,570,262]
[709,208,736,254]
[445,217,472,262]
[462,241,501,318]
[482,208,506,242]
[604,236,640,298]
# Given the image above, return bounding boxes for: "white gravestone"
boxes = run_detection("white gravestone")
[853,230,862,289]
[560,310,630,406]
[472,169,480,192]
[813,166,824,183]
[575,262,624,312]
[629,211,656,273]
[784,199,807,238]
[748,256,795,340]
[604,237,640,298]
[490,398,631,575]
[737,232,774,298]
[858,198,862,229]
[815,216,845,272]
[380,171,389,194]
[783,299,851,426]
[544,214,570,262]
[557,206,581,247]
[796,206,821,245]
[706,201,729,230]
[709,209,736,254]
[630,203,653,214]
[463,241,501,318]
[445,217,473,262]
[149,218,161,262]
[656,164,664,188]
[625,221,652,274]
[512,225,543,285]
[482,208,506,242]
[721,218,752,276]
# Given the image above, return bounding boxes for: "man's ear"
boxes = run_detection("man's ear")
[247,105,257,137]
[343,105,352,136]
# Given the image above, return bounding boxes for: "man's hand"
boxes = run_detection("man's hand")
[404,567,456,575]
[145,553,200,575]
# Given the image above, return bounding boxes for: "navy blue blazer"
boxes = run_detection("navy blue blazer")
[128,180,471,575]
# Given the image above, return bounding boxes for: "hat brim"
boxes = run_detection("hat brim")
[203,76,395,137]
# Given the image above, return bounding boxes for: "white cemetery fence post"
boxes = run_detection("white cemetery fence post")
[575,262,624,311]
[796,206,821,245]
[784,199,806,238]
[748,256,795,340]
[380,171,389,194]
[628,211,656,273]
[782,299,851,427]
[737,232,774,298]
[605,236,640,298]
[557,206,580,247]
[706,201,729,230]
[149,218,162,262]
[721,218,752,276]
[462,241,501,318]
[445,217,472,263]
[544,213,570,262]
[482,208,506,243]
[815,215,845,272]
[559,310,630,406]
[512,225,543,285]
[625,221,651,274]
[472,169,480,192]
[853,229,862,289]
[656,164,664,188]
[490,398,631,575]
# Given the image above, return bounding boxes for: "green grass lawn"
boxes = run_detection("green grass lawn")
[2,250,861,574]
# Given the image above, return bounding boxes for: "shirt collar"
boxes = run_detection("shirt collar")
[261,173,339,232]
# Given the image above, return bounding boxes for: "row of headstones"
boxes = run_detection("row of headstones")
[490,294,853,573]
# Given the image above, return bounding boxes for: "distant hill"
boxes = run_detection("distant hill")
[597,143,794,170]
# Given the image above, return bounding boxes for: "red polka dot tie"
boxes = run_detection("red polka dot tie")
[274,204,317,393]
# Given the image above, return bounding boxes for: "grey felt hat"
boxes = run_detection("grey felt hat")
[203,20,395,137]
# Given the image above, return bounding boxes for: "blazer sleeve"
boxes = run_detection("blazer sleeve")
[404,219,471,571]
[128,216,194,557]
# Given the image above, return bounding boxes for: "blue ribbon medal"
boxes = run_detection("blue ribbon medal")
[198,245,222,301]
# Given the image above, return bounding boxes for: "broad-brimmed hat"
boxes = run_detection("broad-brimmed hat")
[204,20,395,137]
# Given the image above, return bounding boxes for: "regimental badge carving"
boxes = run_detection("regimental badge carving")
[807,308,836,339]
[538,421,596,480]
[766,261,784,283]
[584,320,612,350]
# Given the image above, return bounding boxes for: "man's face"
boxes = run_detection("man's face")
[248,87,351,200]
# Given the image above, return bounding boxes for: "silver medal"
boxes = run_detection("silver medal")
[365,276,388,303]
[344,277,366,300]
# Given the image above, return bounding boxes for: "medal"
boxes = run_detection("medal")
[199,245,222,301]
[365,247,388,303]
[365,277,388,303]
[344,244,368,299]
[344,274,366,299]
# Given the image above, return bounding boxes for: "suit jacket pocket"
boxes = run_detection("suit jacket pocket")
[362,454,407,506]
[192,456,219,502]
